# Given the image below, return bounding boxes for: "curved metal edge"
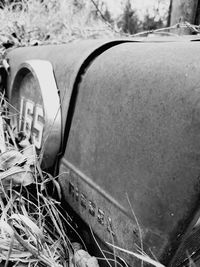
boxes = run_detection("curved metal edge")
[61,40,135,154]
[11,60,61,169]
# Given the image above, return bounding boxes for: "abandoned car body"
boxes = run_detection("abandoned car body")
[3,38,200,266]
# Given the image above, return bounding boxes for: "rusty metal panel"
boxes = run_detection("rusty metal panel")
[58,41,200,266]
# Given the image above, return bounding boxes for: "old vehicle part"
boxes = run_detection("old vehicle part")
[10,60,61,168]
[6,40,133,168]
[6,38,200,266]
[58,40,200,266]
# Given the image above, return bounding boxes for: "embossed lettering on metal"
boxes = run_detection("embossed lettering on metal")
[98,208,105,225]
[107,217,115,236]
[69,182,75,198]
[75,186,79,201]
[11,60,61,169]
[88,200,96,217]
[80,193,87,209]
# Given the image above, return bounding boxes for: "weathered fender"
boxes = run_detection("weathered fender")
[6,39,132,167]
[58,40,200,266]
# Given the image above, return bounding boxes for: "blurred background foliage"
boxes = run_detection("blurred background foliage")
[0,0,171,47]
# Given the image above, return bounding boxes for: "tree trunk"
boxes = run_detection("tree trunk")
[170,0,198,34]
[195,0,200,24]
[167,0,172,27]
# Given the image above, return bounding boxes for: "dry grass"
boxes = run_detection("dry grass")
[0,0,116,49]
[0,94,73,267]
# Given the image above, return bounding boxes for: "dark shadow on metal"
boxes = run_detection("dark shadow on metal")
[61,40,134,159]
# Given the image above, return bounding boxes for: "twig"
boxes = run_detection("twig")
[89,0,120,35]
